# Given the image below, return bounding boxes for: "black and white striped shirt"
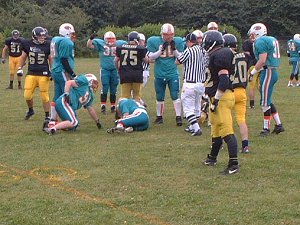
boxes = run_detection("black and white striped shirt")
[177,44,208,83]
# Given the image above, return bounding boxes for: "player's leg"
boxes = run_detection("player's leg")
[50,71,66,121]
[100,69,109,113]
[15,56,22,89]
[38,76,51,120]
[109,69,119,112]
[154,77,166,124]
[168,76,182,126]
[7,56,15,89]
[24,75,37,120]
[248,66,259,108]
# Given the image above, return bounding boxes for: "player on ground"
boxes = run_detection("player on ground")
[44,74,102,135]
[87,31,127,114]
[50,23,76,121]
[17,27,52,123]
[147,23,185,126]
[107,98,149,133]
[248,23,284,136]
[287,34,300,87]
[202,31,239,175]
[1,30,24,89]
[223,33,250,153]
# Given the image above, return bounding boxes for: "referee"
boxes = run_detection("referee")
[176,33,208,136]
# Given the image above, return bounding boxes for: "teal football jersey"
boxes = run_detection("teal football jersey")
[147,36,184,78]
[118,98,145,115]
[51,36,75,73]
[287,39,300,62]
[254,36,280,67]
[92,39,127,70]
[69,75,94,110]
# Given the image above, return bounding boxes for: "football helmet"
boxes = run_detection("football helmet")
[32,27,47,44]
[59,23,76,40]
[223,33,237,49]
[139,33,145,41]
[85,73,99,92]
[207,22,218,31]
[161,23,174,42]
[247,23,267,40]
[128,31,140,43]
[202,31,224,52]
[294,34,300,41]
[104,31,116,45]
[11,30,20,39]
[192,30,203,38]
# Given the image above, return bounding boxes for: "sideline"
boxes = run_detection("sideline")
[0,162,173,225]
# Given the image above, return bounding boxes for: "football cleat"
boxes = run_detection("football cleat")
[42,117,51,130]
[191,129,202,136]
[154,116,163,124]
[110,105,116,113]
[107,126,133,134]
[203,155,217,166]
[24,110,35,120]
[241,146,250,154]
[184,127,194,133]
[101,105,106,114]
[43,127,56,135]
[259,129,270,137]
[176,116,182,126]
[272,124,285,134]
[6,85,13,89]
[220,164,240,175]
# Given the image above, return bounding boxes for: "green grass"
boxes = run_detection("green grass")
[0,57,299,225]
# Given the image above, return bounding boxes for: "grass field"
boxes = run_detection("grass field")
[0,57,299,225]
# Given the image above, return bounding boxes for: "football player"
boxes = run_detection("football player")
[115,31,148,103]
[202,30,239,175]
[287,34,300,87]
[243,32,259,108]
[50,23,76,122]
[44,74,102,135]
[248,23,284,136]
[107,98,149,133]
[1,29,24,89]
[17,27,52,122]
[207,22,218,31]
[87,31,127,114]
[147,23,185,126]
[223,33,250,153]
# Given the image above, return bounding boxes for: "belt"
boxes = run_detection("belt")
[263,66,278,69]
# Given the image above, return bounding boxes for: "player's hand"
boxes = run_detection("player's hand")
[201,101,209,113]
[70,72,76,78]
[210,99,219,113]
[96,119,102,129]
[248,73,253,82]
[89,32,97,40]
[170,40,176,51]
[17,67,23,76]
[1,58,5,64]
[161,42,169,52]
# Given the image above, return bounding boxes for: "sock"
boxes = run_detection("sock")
[223,134,238,159]
[263,108,271,130]
[156,101,164,117]
[50,102,57,121]
[250,100,254,107]
[18,81,21,86]
[242,140,248,149]
[210,137,223,158]
[173,99,182,117]
[270,103,281,125]
[45,112,50,118]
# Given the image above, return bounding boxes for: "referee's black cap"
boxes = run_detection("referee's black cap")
[185,33,197,42]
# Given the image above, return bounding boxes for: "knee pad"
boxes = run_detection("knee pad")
[40,91,50,103]
[262,106,271,113]
[24,89,33,101]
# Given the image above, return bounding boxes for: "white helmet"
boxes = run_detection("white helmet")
[104,31,116,45]
[192,30,203,38]
[247,23,267,39]
[85,73,99,91]
[294,34,300,41]
[59,23,75,39]
[160,23,174,34]
[207,22,218,30]
[138,33,145,41]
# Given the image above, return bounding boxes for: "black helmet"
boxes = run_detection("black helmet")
[32,26,46,44]
[223,33,237,49]
[128,31,140,43]
[202,31,224,52]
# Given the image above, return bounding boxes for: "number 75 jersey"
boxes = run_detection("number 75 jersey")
[253,36,280,67]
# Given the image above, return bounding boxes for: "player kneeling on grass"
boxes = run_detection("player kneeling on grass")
[107,98,149,134]
[43,74,102,135]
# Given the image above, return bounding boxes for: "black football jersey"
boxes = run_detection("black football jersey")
[5,37,24,57]
[116,44,147,84]
[242,40,257,68]
[22,39,51,76]
[205,47,235,97]
[232,52,249,89]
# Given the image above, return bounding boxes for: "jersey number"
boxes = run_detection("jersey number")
[273,40,280,58]
[232,60,247,85]
[121,49,138,66]
[11,43,20,53]
[29,52,46,65]
[104,46,116,56]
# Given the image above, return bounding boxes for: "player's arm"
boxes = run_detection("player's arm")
[64,80,78,94]
[86,105,102,129]
[249,52,267,76]
[61,58,76,77]
[17,51,27,68]
[1,45,8,62]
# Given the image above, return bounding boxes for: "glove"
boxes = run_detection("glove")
[96,119,102,129]
[170,40,176,51]
[89,33,97,40]
[210,99,219,113]
[70,72,76,78]
[17,67,23,76]
[64,92,71,104]
[201,101,209,113]
[1,58,5,64]
[161,42,169,52]
[248,74,254,82]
